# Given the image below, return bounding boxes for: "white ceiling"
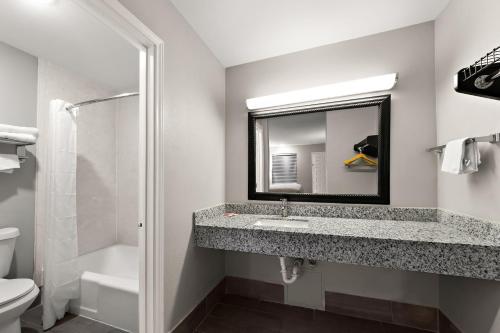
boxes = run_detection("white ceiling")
[170,0,450,67]
[0,0,139,92]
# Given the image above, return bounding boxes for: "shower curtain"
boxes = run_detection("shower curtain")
[42,100,80,330]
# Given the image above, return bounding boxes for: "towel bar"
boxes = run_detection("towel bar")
[0,138,32,163]
[427,133,500,153]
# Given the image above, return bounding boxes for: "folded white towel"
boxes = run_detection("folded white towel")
[0,153,20,173]
[441,138,481,174]
[269,183,302,193]
[441,138,466,174]
[0,132,37,144]
[462,141,481,174]
[0,124,39,137]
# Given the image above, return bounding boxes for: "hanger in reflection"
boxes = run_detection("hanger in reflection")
[343,152,377,167]
[344,135,378,168]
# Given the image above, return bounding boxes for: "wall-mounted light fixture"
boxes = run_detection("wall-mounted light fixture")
[246,73,398,111]
[28,0,56,5]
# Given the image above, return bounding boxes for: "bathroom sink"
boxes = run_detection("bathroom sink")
[253,218,309,229]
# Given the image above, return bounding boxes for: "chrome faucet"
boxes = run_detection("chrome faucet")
[280,198,288,218]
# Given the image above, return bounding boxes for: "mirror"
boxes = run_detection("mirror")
[248,95,390,204]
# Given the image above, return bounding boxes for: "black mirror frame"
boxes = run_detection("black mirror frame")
[248,94,391,205]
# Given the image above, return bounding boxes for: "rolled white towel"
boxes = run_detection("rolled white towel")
[0,124,39,137]
[269,183,302,193]
[0,153,20,173]
[0,132,37,144]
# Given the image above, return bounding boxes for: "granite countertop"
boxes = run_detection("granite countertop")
[196,214,496,247]
[194,203,500,281]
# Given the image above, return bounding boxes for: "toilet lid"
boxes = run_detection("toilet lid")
[0,279,35,306]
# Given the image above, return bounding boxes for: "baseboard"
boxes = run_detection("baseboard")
[325,291,438,332]
[225,276,284,304]
[439,311,463,333]
[171,276,463,333]
[171,278,226,333]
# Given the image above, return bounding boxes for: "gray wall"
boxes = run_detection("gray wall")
[226,252,439,309]
[435,0,500,332]
[225,23,439,309]
[435,0,500,222]
[0,41,37,279]
[326,106,378,194]
[226,22,437,207]
[118,0,226,330]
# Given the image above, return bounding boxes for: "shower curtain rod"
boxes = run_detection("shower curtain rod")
[65,92,139,111]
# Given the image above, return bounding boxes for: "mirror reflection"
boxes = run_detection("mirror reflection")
[254,106,380,195]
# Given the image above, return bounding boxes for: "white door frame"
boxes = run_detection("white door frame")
[75,1,165,333]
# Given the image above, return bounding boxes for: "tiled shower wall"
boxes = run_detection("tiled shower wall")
[74,71,118,255]
[116,97,139,246]
[37,60,138,256]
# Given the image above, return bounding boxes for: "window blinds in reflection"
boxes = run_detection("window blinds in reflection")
[272,153,297,184]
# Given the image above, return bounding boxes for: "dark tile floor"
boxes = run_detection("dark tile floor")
[195,295,434,333]
[22,297,434,333]
[21,306,127,333]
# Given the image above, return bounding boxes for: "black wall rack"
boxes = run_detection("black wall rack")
[455,46,500,100]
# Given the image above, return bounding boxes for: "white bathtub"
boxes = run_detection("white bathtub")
[69,244,139,332]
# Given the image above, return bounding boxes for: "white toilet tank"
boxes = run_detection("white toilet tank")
[0,228,20,278]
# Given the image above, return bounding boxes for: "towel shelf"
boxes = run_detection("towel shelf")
[427,133,500,153]
[0,138,33,164]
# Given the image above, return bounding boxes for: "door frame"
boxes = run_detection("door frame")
[75,1,166,332]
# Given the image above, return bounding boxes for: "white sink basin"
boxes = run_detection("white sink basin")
[253,218,309,229]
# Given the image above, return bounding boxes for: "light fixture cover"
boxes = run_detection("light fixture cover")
[246,73,398,111]
[28,0,55,5]
[31,0,55,4]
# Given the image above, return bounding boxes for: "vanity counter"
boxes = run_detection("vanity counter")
[194,205,500,281]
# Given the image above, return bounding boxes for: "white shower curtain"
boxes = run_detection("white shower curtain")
[42,100,80,330]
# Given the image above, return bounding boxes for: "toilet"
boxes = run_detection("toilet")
[0,228,40,333]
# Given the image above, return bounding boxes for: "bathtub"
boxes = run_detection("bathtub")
[69,244,139,332]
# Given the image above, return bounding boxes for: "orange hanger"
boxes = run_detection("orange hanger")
[343,153,377,167]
